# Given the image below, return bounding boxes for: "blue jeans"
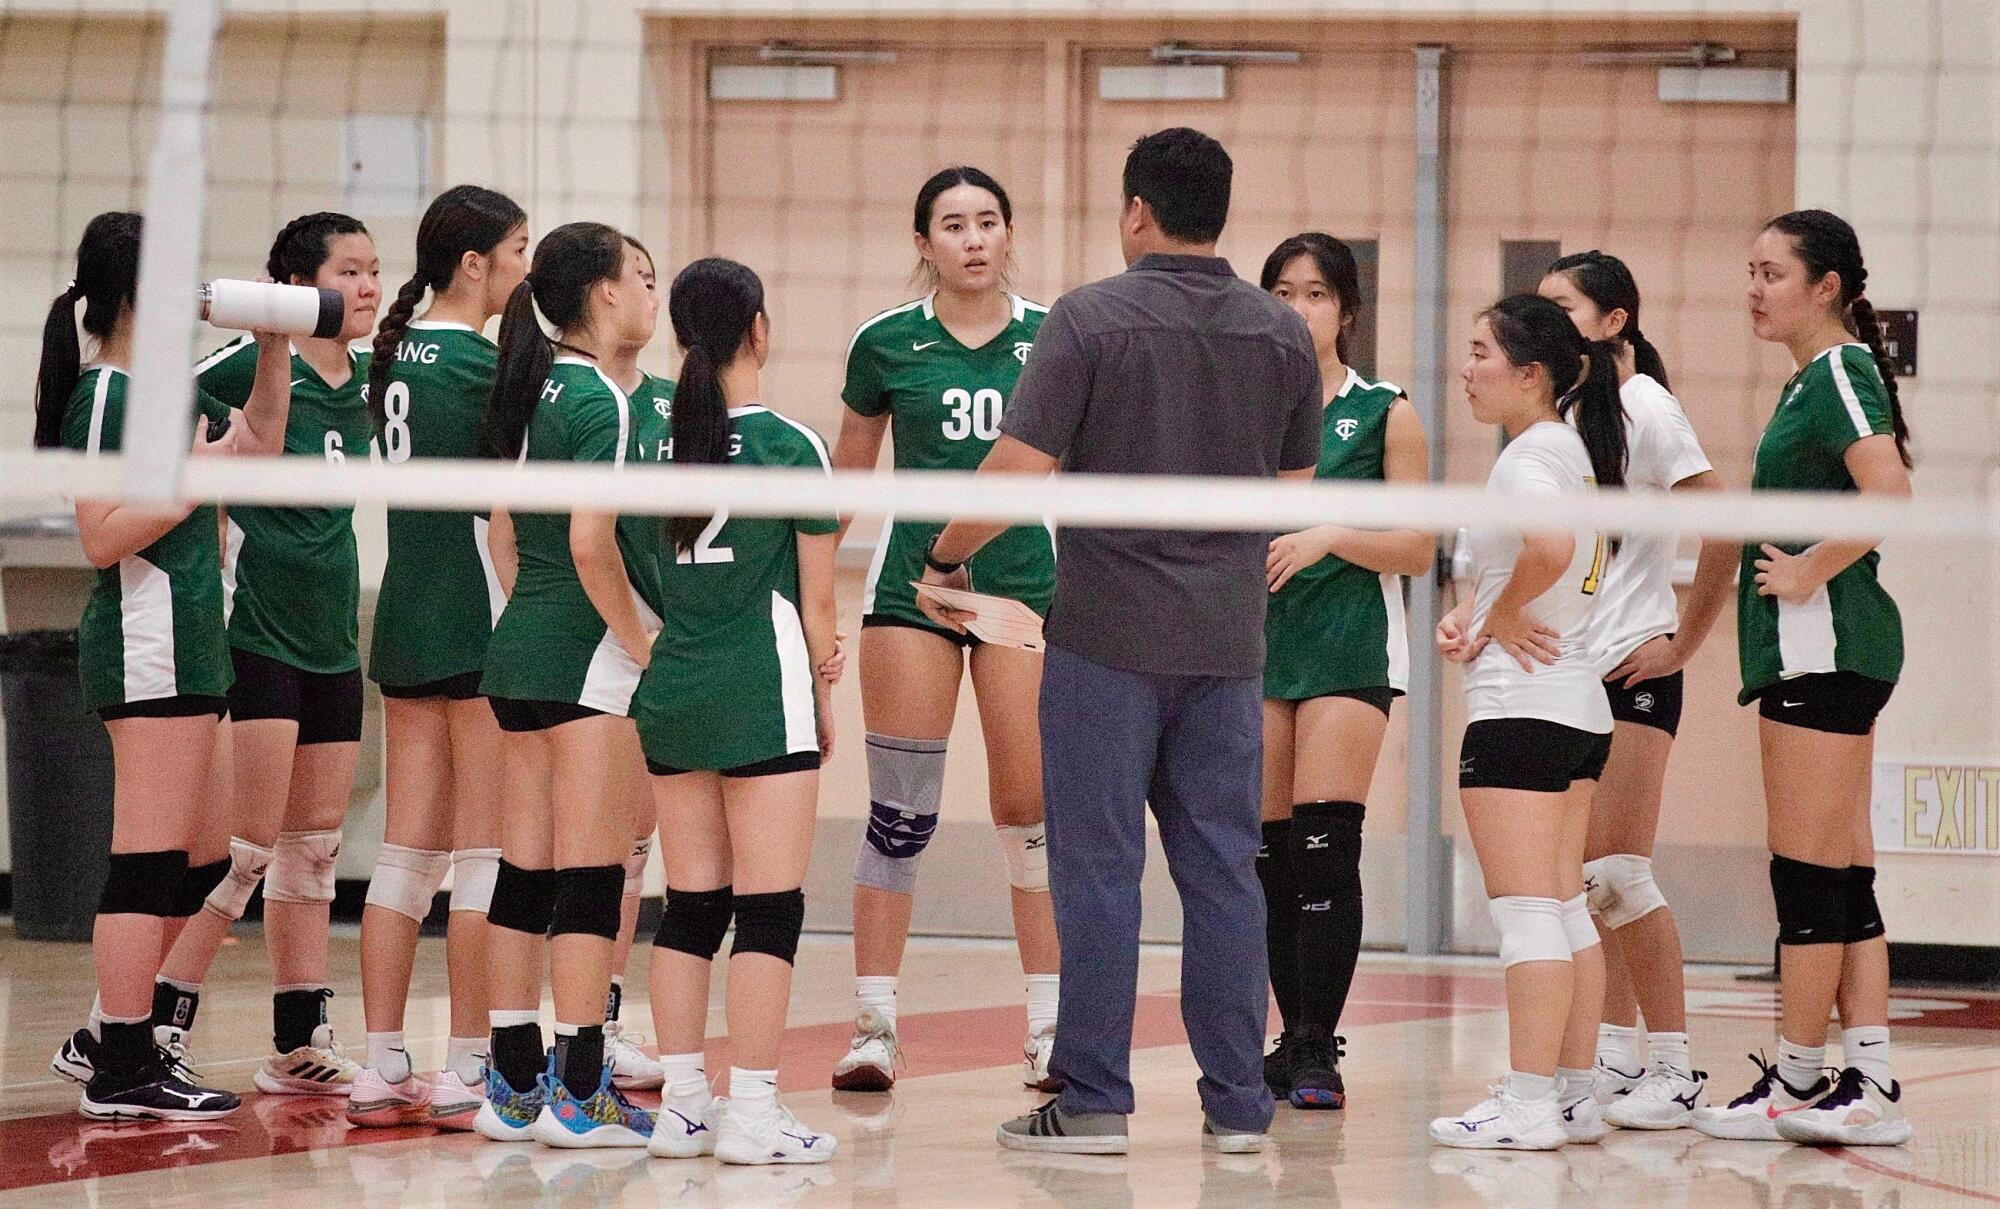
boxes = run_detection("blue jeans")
[1041,643,1275,1132]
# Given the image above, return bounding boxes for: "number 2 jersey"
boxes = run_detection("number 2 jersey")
[1462,420,1611,733]
[368,320,507,690]
[62,366,235,711]
[1737,343,1903,704]
[196,335,373,674]
[842,293,1054,633]
[630,404,839,773]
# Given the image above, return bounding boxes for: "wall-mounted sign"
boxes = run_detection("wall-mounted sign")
[1875,309,1918,376]
[1873,759,2000,856]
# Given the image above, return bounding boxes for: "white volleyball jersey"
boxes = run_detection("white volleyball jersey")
[1464,420,1613,733]
[1582,373,1714,673]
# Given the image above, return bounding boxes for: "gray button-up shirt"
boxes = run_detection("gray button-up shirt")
[1002,253,1323,677]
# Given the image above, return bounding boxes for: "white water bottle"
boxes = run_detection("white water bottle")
[200,279,345,338]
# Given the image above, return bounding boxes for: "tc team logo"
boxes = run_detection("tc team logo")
[1013,341,1033,364]
[1334,418,1359,440]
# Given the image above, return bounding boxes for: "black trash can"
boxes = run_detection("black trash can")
[0,630,113,942]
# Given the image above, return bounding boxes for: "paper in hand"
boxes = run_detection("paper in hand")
[909,582,1046,652]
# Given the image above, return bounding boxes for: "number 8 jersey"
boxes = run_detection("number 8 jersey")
[1461,419,1613,733]
[196,335,374,674]
[842,292,1054,636]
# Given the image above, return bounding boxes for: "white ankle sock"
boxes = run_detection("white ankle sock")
[1646,1030,1691,1075]
[729,1066,778,1114]
[1842,1025,1892,1088]
[1505,1070,1558,1103]
[1595,1022,1643,1072]
[367,1030,412,1082]
[446,1035,487,1084]
[1777,1038,1826,1093]
[1556,1066,1596,1100]
[856,976,897,1027]
[662,1052,709,1099]
[87,995,107,1041]
[1025,974,1059,1035]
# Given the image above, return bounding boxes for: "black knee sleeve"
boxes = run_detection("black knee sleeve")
[487,860,557,936]
[1845,865,1885,943]
[730,889,805,964]
[550,865,624,940]
[653,886,734,959]
[1769,854,1849,946]
[98,850,189,917]
[1291,800,1364,903]
[170,857,232,919]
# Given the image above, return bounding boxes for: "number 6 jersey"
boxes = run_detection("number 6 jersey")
[841,292,1054,636]
[196,335,373,674]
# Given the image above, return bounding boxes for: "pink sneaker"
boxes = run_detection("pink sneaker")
[345,1067,432,1128]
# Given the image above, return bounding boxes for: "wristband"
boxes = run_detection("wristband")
[923,535,963,576]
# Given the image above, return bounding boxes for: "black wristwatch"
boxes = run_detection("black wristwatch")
[923,535,963,576]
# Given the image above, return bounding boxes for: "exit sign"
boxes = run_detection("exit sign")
[1875,309,1918,376]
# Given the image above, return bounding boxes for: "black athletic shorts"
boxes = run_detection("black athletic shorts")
[487,696,605,734]
[1458,718,1612,792]
[227,648,362,744]
[1605,670,1684,737]
[1754,672,1895,736]
[1309,685,1401,718]
[97,694,229,722]
[647,750,821,779]
[862,613,978,648]
[377,671,485,701]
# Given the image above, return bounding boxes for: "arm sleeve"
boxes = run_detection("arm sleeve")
[1279,349,1325,472]
[192,337,260,409]
[841,325,891,417]
[998,299,1090,459]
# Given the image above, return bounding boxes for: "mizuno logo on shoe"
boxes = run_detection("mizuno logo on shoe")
[1460,1117,1496,1130]
[160,1088,222,1108]
[784,1132,818,1148]
[669,1110,707,1136]
[1673,1090,1700,1109]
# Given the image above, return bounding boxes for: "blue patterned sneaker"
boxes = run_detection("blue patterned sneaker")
[531,1065,654,1149]
[474,1062,547,1143]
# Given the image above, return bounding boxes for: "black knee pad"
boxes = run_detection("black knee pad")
[487,860,557,936]
[549,864,624,940]
[730,889,805,964]
[1769,854,1849,946]
[653,886,734,959]
[1845,865,1885,943]
[1291,801,1364,896]
[98,850,189,917]
[170,857,232,919]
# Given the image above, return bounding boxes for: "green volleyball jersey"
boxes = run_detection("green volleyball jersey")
[843,293,1056,632]
[63,367,235,711]
[368,321,506,688]
[631,405,839,772]
[480,358,659,713]
[196,336,373,674]
[1263,369,1410,700]
[1738,343,1903,702]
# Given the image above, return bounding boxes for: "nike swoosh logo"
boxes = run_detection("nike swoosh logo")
[1781,700,1803,708]
[912,341,940,352]
[290,378,309,387]
[1856,1040,1883,1047]
[1765,1101,1814,1119]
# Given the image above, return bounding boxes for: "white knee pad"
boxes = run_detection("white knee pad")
[624,836,653,897]
[996,823,1050,892]
[203,836,274,921]
[364,844,450,922]
[1560,893,1600,955]
[449,847,502,914]
[854,733,947,895]
[1487,895,1571,967]
[265,829,341,905]
[1582,854,1668,930]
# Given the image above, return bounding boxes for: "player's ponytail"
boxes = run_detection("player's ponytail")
[665,256,764,554]
[36,211,142,448]
[1764,208,1911,468]
[481,221,625,459]
[369,185,526,429]
[1547,249,1668,391]
[1482,292,1628,489]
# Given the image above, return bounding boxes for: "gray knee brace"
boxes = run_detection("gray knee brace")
[854,733,947,894]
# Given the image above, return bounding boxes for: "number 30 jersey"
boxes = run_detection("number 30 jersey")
[841,292,1054,634]
[369,320,507,690]
[196,335,373,674]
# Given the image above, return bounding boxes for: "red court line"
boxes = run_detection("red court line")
[0,971,1492,1190]
[1829,1147,2000,1204]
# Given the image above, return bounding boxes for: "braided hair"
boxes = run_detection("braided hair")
[368,186,526,429]
[1547,249,1671,390]
[268,211,368,287]
[35,212,142,448]
[1763,209,1911,468]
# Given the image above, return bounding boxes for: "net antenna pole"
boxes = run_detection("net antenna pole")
[1405,44,1451,957]
[121,0,222,505]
